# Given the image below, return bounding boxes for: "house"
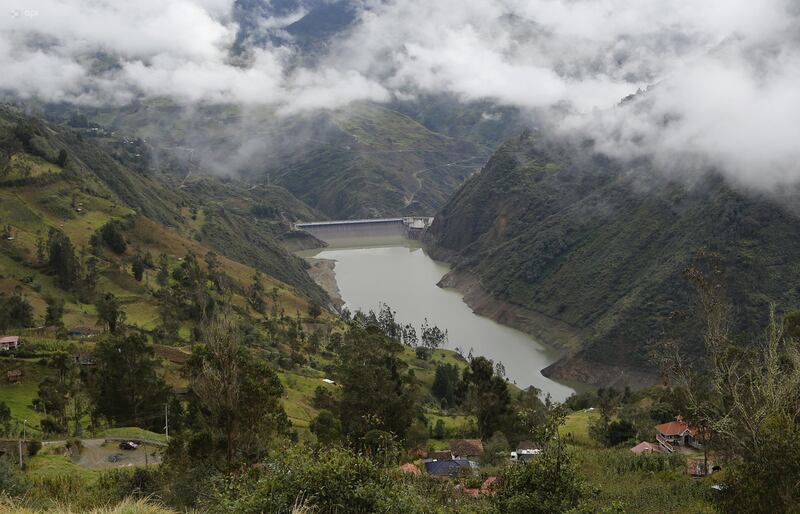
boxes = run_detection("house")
[427,450,452,461]
[424,459,475,477]
[630,441,662,455]
[655,415,707,452]
[0,336,20,351]
[7,369,22,383]
[511,441,542,462]
[450,439,484,459]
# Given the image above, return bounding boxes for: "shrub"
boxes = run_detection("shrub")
[204,446,445,514]
[98,221,127,254]
[27,440,42,456]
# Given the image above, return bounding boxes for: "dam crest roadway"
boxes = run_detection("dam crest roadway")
[294,217,434,241]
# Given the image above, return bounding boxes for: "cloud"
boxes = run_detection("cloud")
[1,0,799,187]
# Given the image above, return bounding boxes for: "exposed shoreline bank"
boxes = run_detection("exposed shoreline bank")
[304,257,345,309]
[434,267,658,390]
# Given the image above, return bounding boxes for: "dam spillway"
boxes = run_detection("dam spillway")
[294,217,434,243]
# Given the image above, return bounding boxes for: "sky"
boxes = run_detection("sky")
[2,0,799,187]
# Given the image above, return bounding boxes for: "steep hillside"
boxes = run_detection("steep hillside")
[0,105,326,330]
[49,101,487,219]
[261,104,487,218]
[426,131,800,387]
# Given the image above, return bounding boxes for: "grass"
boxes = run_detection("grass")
[280,370,332,429]
[561,409,600,447]
[574,446,714,513]
[101,427,167,444]
[1,153,62,182]
[0,358,52,428]
[25,452,99,481]
[0,498,177,514]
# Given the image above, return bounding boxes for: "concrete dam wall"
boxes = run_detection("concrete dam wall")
[294,217,433,244]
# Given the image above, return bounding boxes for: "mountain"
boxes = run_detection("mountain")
[54,101,487,219]
[425,131,800,387]
[0,104,327,331]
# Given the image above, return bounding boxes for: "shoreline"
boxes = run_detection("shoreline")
[435,267,659,390]
[304,257,345,309]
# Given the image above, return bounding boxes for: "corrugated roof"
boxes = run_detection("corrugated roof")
[424,459,471,477]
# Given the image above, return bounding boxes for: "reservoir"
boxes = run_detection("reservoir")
[301,235,578,402]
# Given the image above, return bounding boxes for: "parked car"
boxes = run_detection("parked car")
[119,441,139,450]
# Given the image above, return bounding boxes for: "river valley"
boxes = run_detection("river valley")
[301,238,581,402]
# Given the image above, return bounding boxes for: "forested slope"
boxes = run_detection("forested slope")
[426,131,800,386]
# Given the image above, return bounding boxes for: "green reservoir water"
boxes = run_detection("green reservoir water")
[303,239,578,402]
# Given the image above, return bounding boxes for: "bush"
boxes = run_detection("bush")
[27,440,42,456]
[98,221,127,254]
[494,446,585,514]
[204,446,447,514]
[0,456,29,497]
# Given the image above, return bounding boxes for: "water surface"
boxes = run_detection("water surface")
[304,240,577,401]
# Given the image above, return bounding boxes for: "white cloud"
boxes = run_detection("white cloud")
[1,0,799,187]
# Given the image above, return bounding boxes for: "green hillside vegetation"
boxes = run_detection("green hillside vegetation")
[426,131,800,386]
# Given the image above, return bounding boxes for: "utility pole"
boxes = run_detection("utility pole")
[164,403,169,443]
[17,421,22,470]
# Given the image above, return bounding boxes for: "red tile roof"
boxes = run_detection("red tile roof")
[0,336,20,344]
[655,416,690,436]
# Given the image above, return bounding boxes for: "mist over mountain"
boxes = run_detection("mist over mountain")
[3,0,800,190]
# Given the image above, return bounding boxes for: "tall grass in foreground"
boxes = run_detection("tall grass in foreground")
[0,497,176,514]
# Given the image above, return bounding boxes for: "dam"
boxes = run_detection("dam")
[294,217,434,243]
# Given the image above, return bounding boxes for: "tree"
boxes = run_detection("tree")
[35,230,46,265]
[0,290,34,331]
[156,253,170,287]
[36,352,88,435]
[308,300,322,320]
[249,271,266,313]
[56,149,68,167]
[310,410,342,446]
[90,333,169,429]
[311,386,337,411]
[434,419,446,439]
[501,402,583,513]
[47,228,79,290]
[665,265,800,512]
[44,296,65,327]
[482,431,510,465]
[420,318,447,349]
[0,400,10,433]
[336,325,417,444]
[432,363,460,408]
[98,221,127,254]
[588,388,621,447]
[458,356,512,438]
[185,315,289,469]
[132,254,145,282]
[95,293,125,333]
[493,444,584,513]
